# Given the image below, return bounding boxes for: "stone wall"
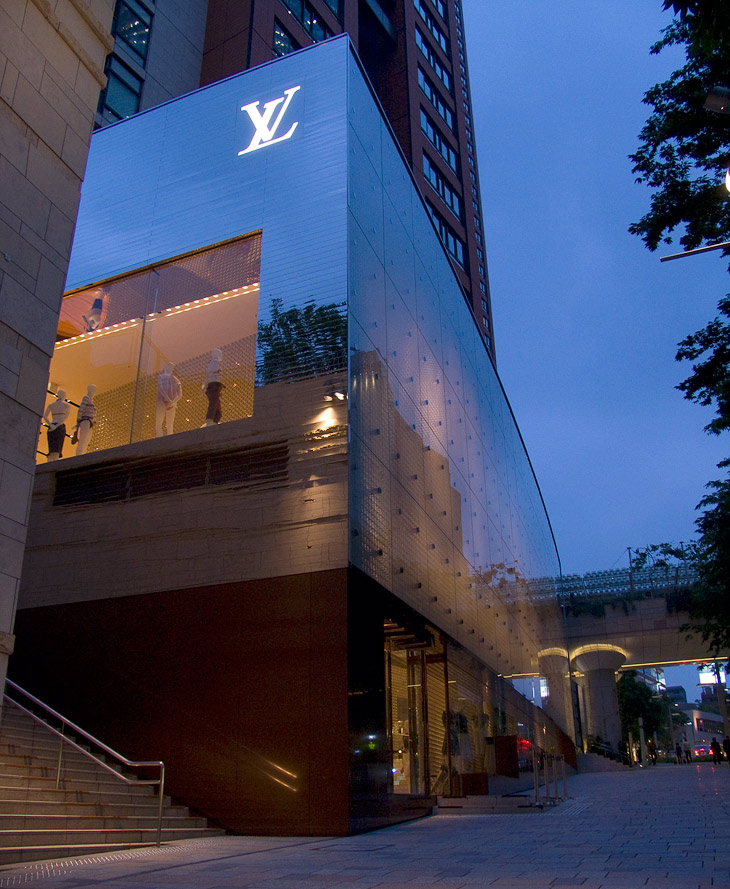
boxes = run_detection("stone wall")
[0,0,114,688]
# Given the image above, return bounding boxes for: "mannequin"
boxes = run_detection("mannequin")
[82,292,105,332]
[202,348,223,426]
[155,362,182,436]
[43,390,70,461]
[74,384,97,455]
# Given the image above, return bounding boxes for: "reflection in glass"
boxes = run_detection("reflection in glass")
[43,234,261,461]
[113,0,152,62]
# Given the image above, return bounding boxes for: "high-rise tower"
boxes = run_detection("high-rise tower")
[96,0,494,356]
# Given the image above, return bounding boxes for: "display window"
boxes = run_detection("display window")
[41,234,261,462]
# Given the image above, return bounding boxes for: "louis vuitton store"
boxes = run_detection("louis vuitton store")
[13,37,575,836]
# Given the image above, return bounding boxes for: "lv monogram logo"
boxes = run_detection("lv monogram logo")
[238,85,301,155]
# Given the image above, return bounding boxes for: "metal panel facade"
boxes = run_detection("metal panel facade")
[67,36,350,342]
[51,36,567,730]
[345,51,567,714]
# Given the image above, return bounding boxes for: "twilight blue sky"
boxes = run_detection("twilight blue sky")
[462,3,730,696]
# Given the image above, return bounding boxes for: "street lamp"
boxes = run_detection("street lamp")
[704,85,730,114]
[660,240,730,262]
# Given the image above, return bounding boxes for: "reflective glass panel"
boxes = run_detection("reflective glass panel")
[42,234,261,461]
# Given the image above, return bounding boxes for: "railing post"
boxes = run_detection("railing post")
[532,748,539,805]
[551,754,558,802]
[55,723,65,789]
[156,764,165,847]
[560,755,568,799]
[542,751,549,804]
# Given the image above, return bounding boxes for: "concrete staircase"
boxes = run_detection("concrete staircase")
[0,700,224,864]
[576,752,629,772]
[435,794,547,814]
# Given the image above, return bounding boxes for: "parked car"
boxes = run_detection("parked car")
[693,744,711,758]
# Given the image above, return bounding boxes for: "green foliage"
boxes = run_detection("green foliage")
[689,471,730,653]
[661,1,730,55]
[633,530,730,656]
[256,298,347,385]
[562,594,637,618]
[617,671,664,739]
[630,7,730,666]
[629,17,730,253]
[676,297,730,435]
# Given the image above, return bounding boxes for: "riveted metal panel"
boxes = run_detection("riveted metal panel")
[345,51,567,717]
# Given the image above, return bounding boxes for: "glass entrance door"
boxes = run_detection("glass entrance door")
[387,646,426,795]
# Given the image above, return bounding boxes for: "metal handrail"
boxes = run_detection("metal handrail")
[3,679,166,846]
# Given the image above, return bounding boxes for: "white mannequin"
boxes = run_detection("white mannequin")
[43,390,70,461]
[202,348,223,426]
[74,384,97,456]
[155,362,182,436]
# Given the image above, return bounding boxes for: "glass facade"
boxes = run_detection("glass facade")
[280,0,334,42]
[34,39,572,830]
[98,55,143,123]
[43,236,261,459]
[346,48,569,758]
[112,0,152,63]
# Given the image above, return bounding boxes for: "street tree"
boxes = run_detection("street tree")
[629,15,730,252]
[630,6,730,659]
[617,671,664,741]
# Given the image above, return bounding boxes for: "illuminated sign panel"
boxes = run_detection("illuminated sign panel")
[698,666,727,686]
[238,85,301,155]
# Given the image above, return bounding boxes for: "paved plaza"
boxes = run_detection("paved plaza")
[0,764,728,889]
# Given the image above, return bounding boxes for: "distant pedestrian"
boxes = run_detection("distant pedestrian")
[723,736,730,763]
[710,737,723,765]
[675,741,683,764]
[683,740,692,763]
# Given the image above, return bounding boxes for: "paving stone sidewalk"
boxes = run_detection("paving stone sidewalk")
[0,763,728,889]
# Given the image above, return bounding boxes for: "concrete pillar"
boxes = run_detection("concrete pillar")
[572,649,626,754]
[538,653,574,742]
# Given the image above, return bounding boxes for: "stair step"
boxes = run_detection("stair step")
[0,842,159,865]
[436,795,546,815]
[0,749,105,768]
[0,701,221,864]
[0,757,125,781]
[0,827,223,848]
[0,799,187,816]
[0,785,165,804]
[0,775,156,793]
[0,814,208,831]
[0,747,111,764]
[0,831,225,861]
